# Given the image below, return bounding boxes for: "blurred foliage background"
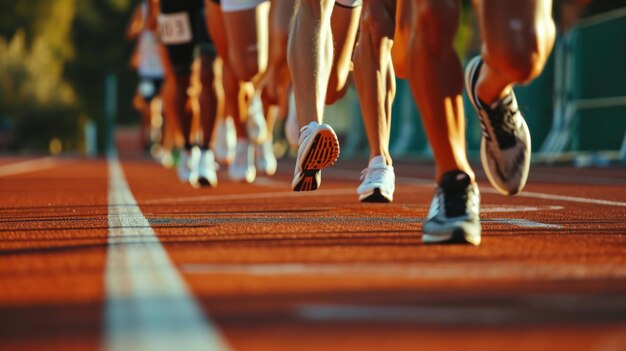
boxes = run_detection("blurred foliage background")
[0,0,136,153]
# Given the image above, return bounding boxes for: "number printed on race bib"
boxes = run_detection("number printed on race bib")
[158,12,192,45]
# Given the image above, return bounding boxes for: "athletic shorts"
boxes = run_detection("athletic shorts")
[336,0,362,8]
[137,77,164,102]
[159,0,216,75]
[208,0,267,12]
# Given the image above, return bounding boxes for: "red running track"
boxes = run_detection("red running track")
[0,154,625,351]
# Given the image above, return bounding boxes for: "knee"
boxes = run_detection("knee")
[414,0,458,52]
[484,24,554,83]
[485,19,555,83]
[228,53,263,83]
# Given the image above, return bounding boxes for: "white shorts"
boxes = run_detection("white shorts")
[221,0,268,12]
[336,0,362,8]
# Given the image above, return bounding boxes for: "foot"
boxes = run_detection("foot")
[177,148,193,183]
[465,56,531,196]
[246,95,268,145]
[357,155,395,203]
[214,117,236,165]
[190,149,218,188]
[292,121,340,191]
[256,139,277,176]
[228,139,256,183]
[423,170,481,246]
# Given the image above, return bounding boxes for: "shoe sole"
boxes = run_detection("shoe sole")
[423,228,481,246]
[359,188,393,203]
[196,176,216,187]
[293,129,340,192]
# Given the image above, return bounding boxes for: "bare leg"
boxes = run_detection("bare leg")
[325,4,361,104]
[288,0,335,125]
[475,0,556,104]
[353,0,395,164]
[408,0,474,183]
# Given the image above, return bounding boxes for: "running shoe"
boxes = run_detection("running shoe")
[465,56,531,196]
[256,139,277,176]
[214,116,236,165]
[292,121,340,191]
[357,155,395,202]
[285,90,299,147]
[190,149,218,187]
[423,170,481,246]
[228,139,256,183]
[247,95,268,145]
[177,148,194,183]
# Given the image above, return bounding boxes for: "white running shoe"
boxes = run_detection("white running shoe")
[357,155,395,203]
[214,116,236,165]
[423,170,481,246]
[177,149,194,183]
[256,139,277,176]
[190,149,218,187]
[159,149,174,169]
[292,121,340,191]
[247,95,268,145]
[228,139,256,183]
[465,56,531,196]
[285,90,299,147]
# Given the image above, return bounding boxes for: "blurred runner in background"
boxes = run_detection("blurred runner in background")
[126,1,167,160]
[151,0,221,187]
[206,0,274,183]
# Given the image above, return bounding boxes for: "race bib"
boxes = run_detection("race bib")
[158,12,192,45]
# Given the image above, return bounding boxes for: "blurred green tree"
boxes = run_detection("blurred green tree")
[0,0,135,152]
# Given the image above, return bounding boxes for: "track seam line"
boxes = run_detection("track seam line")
[105,153,229,351]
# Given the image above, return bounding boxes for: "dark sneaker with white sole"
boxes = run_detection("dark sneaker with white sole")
[465,56,531,196]
[423,170,481,246]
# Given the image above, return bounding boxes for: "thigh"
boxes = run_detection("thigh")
[477,0,554,59]
[221,2,270,78]
[205,0,229,59]
[391,0,411,79]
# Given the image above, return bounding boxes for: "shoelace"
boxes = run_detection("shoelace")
[442,185,469,218]
[486,95,519,149]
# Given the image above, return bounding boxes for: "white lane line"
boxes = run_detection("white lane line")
[481,205,564,213]
[334,170,626,208]
[106,154,229,351]
[0,157,58,177]
[488,218,563,229]
[180,262,626,280]
[143,188,358,205]
[512,191,626,207]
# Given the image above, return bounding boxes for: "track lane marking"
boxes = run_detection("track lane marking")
[180,262,626,280]
[106,153,229,351]
[0,157,58,177]
[330,170,626,207]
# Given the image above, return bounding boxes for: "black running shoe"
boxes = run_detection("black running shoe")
[423,170,481,246]
[465,56,531,196]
